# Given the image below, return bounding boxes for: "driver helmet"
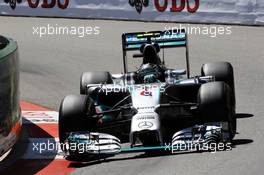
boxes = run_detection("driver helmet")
[137,63,160,83]
[141,44,161,65]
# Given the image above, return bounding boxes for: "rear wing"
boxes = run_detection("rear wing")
[121,29,190,77]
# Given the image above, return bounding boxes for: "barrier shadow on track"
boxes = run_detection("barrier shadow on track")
[0,127,28,171]
[68,151,176,168]
[0,118,56,175]
[68,137,254,169]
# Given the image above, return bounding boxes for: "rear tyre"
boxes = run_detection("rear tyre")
[59,94,95,150]
[198,82,236,140]
[80,71,113,94]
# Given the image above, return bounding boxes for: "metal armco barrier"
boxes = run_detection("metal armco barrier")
[0,35,21,157]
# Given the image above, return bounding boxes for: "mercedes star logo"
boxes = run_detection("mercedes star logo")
[138,121,153,129]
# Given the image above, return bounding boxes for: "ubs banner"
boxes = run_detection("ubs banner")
[0,0,264,25]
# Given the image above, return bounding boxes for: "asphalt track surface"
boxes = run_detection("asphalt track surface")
[0,16,264,175]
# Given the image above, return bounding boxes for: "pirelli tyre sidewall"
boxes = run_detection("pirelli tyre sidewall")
[80,71,113,94]
[58,94,95,151]
[198,82,236,140]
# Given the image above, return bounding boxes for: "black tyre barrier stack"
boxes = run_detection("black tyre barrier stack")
[0,35,21,157]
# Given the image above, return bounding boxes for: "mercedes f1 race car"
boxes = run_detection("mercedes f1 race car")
[59,29,236,159]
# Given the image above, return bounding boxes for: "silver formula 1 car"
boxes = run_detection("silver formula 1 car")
[58,29,236,159]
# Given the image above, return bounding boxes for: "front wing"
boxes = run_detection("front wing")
[62,122,231,158]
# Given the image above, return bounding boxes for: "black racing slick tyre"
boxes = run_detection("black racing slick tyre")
[59,94,95,150]
[80,71,113,94]
[201,62,236,109]
[198,82,236,140]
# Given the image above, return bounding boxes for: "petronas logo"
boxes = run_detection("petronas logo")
[4,0,22,9]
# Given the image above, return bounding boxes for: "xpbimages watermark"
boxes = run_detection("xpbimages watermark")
[32,24,100,38]
[164,142,232,154]
[165,24,232,38]
[96,83,166,95]
[32,139,94,154]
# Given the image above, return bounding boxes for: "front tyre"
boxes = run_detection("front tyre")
[198,82,236,140]
[59,94,95,151]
